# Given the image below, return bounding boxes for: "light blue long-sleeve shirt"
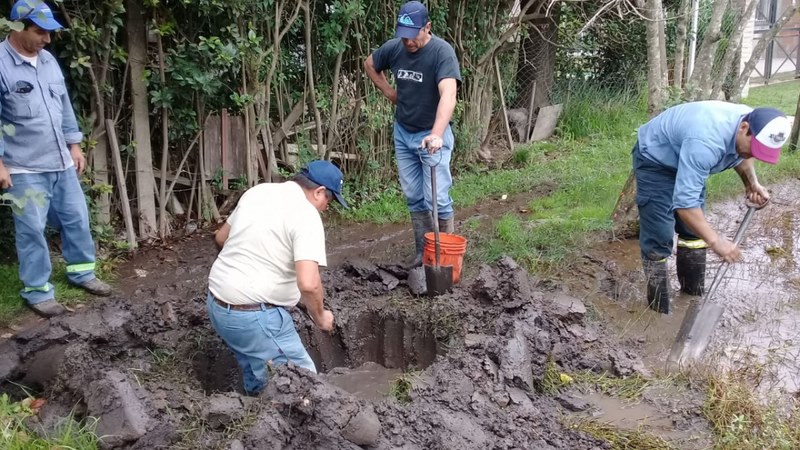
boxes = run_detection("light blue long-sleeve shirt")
[0,39,83,172]
[637,100,752,209]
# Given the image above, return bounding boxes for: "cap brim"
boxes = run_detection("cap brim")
[396,25,421,39]
[333,191,349,209]
[31,16,63,31]
[750,135,780,165]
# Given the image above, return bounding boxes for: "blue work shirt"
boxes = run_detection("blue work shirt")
[637,101,752,209]
[0,39,83,172]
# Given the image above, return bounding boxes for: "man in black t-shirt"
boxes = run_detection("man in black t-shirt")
[364,0,462,268]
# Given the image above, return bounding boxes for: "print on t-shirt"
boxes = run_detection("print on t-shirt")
[398,69,423,82]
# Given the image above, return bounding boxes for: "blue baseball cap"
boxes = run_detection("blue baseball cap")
[302,160,348,208]
[396,1,429,39]
[10,0,63,31]
[746,107,791,165]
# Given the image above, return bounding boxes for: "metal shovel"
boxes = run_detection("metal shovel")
[424,160,453,296]
[666,205,757,370]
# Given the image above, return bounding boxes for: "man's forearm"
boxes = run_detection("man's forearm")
[734,158,758,189]
[431,94,456,138]
[675,207,719,246]
[364,56,395,100]
[299,286,325,319]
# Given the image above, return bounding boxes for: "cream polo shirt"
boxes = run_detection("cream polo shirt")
[208,181,327,307]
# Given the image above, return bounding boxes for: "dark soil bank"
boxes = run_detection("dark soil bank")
[1,255,664,449]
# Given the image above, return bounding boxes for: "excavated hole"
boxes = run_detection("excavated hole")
[191,309,445,396]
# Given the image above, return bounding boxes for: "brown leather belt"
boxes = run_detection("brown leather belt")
[214,296,274,311]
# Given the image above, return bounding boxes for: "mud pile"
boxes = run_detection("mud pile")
[0,256,649,449]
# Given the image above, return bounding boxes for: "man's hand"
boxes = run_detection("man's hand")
[70,144,86,174]
[746,182,769,209]
[709,238,742,264]
[0,162,11,189]
[314,309,335,332]
[420,134,444,154]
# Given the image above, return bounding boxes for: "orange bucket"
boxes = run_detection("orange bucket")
[423,232,468,284]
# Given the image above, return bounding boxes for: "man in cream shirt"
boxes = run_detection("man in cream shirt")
[207,160,347,395]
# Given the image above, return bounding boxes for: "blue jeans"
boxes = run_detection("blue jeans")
[206,292,317,395]
[633,143,703,261]
[5,167,96,304]
[394,122,454,219]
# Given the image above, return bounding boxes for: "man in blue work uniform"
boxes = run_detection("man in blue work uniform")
[634,101,791,314]
[364,0,462,268]
[0,1,111,317]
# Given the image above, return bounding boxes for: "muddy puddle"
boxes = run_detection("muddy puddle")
[323,362,402,402]
[583,179,800,401]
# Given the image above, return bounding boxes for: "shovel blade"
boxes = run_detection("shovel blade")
[424,264,453,297]
[666,301,724,372]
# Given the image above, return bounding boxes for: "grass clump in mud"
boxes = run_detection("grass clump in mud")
[0,393,98,449]
[389,371,419,404]
[569,419,676,450]
[537,357,652,401]
[538,357,575,394]
[571,371,652,401]
[703,371,800,449]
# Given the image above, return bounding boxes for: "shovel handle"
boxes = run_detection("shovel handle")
[430,164,442,268]
[704,206,757,300]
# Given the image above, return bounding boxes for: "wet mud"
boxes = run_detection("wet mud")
[12,178,798,448]
[574,180,800,402]
[0,248,682,449]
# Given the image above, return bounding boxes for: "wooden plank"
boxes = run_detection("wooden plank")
[273,100,306,146]
[494,56,515,149]
[203,115,222,179]
[153,171,192,187]
[525,81,537,143]
[106,119,137,250]
[221,109,230,188]
[285,143,358,161]
[229,115,248,182]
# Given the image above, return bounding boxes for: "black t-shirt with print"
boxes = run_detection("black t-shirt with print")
[371,34,461,133]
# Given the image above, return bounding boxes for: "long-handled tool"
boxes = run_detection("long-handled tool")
[423,154,453,296]
[666,205,757,370]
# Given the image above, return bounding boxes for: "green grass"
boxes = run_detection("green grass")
[703,371,800,449]
[568,419,676,450]
[0,261,96,326]
[741,80,800,115]
[0,394,99,449]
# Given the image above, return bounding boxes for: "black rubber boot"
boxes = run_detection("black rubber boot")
[643,259,671,314]
[438,217,454,234]
[676,243,707,296]
[405,211,433,269]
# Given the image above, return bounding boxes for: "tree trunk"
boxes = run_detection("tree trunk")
[731,3,800,102]
[304,1,324,157]
[611,171,640,239]
[641,0,667,114]
[790,89,800,152]
[612,0,666,236]
[157,34,170,239]
[711,0,758,99]
[512,17,557,113]
[673,0,691,90]
[688,0,727,99]
[126,0,157,239]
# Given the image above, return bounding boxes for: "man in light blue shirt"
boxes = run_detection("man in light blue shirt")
[0,0,111,317]
[633,100,790,314]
